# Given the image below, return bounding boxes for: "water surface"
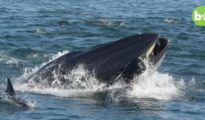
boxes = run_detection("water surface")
[0,0,205,120]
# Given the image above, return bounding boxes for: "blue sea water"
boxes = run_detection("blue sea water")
[0,0,205,120]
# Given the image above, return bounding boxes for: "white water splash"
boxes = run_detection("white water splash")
[15,51,184,101]
[62,64,104,90]
[103,71,184,101]
[15,64,105,98]
[16,50,69,82]
[128,71,183,100]
[15,50,105,98]
[107,59,184,101]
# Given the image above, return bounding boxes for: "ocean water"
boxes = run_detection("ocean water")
[0,0,205,120]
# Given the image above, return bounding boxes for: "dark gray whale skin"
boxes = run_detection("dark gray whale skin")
[27,33,168,85]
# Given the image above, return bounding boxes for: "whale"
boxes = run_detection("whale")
[25,33,168,87]
[0,78,29,108]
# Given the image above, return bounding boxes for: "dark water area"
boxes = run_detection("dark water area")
[0,0,205,120]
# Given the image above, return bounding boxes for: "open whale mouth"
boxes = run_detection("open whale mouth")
[145,37,168,65]
[120,34,168,83]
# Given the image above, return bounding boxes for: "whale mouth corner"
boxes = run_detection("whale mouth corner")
[149,37,168,65]
[137,33,168,65]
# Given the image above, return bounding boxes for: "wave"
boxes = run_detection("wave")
[163,18,178,24]
[0,52,22,66]
[85,19,125,27]
[9,48,44,59]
